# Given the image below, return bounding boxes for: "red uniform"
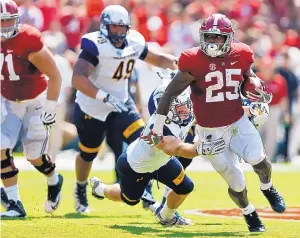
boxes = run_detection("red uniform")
[178,42,254,127]
[1,24,47,101]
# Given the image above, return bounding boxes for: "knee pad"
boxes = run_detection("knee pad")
[80,151,97,163]
[33,154,56,175]
[229,179,246,193]
[120,192,140,206]
[1,149,19,179]
[172,175,194,195]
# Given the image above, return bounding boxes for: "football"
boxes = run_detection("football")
[240,77,265,102]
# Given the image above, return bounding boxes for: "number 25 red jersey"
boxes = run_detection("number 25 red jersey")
[178,42,254,127]
[1,24,47,101]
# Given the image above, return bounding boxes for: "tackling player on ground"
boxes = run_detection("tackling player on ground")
[0,0,63,218]
[71,5,178,213]
[148,14,286,232]
[89,73,226,226]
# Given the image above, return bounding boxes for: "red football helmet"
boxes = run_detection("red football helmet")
[200,14,234,57]
[0,0,20,40]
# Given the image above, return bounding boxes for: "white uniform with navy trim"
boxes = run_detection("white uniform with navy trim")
[127,114,194,173]
[127,80,194,173]
[75,30,147,121]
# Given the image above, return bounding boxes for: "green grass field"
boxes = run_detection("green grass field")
[1,170,300,238]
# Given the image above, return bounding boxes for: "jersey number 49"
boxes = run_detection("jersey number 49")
[113,59,135,80]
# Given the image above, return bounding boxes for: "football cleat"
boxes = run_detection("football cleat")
[155,207,192,226]
[90,177,105,200]
[261,186,286,213]
[141,189,156,211]
[45,174,64,213]
[1,187,10,210]
[0,200,26,218]
[243,211,265,232]
[74,182,90,213]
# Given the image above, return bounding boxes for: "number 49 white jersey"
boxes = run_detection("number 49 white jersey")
[75,30,148,121]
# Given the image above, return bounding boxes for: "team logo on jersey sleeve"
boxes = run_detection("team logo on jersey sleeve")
[209,63,216,71]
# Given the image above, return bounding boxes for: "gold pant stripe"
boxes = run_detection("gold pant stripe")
[121,193,139,202]
[173,167,185,185]
[78,142,101,153]
[123,119,145,138]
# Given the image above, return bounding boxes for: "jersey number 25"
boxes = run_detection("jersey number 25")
[205,69,241,103]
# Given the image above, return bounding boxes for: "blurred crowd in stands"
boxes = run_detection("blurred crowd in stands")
[14,0,300,162]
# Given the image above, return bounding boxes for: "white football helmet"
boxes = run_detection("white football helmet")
[242,99,270,128]
[0,0,20,40]
[99,5,131,45]
[152,69,193,126]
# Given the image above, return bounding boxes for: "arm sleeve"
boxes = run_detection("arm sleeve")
[242,46,255,74]
[139,43,148,60]
[178,51,193,73]
[79,37,100,66]
[25,26,44,54]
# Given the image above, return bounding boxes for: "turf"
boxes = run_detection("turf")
[1,170,300,238]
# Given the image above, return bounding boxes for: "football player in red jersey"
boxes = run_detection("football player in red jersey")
[148,14,285,232]
[0,0,63,218]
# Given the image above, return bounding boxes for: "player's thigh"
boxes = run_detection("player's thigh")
[106,128,124,158]
[22,101,49,160]
[112,97,144,144]
[156,157,194,195]
[73,103,106,153]
[116,152,151,204]
[1,98,25,150]
[205,148,246,192]
[230,115,266,165]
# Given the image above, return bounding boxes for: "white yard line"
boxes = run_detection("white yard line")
[15,151,300,172]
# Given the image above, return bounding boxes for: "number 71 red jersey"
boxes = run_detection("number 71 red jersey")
[178,42,254,127]
[1,24,47,101]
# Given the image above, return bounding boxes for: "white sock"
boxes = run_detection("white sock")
[95,183,106,197]
[260,180,272,190]
[149,202,160,212]
[77,180,87,186]
[5,184,20,202]
[47,173,59,186]
[241,203,256,215]
[160,203,176,220]
[163,186,171,198]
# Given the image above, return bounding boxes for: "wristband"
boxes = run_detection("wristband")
[96,89,108,101]
[45,100,57,113]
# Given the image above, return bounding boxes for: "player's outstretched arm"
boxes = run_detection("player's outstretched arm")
[28,46,61,102]
[152,71,195,135]
[144,46,178,70]
[155,136,226,158]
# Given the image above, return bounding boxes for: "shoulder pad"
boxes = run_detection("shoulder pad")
[127,29,146,45]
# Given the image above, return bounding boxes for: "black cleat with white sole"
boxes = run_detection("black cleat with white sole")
[45,174,64,213]
[1,200,26,218]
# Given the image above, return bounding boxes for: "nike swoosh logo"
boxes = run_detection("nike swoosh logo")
[231,61,238,65]
[35,107,42,110]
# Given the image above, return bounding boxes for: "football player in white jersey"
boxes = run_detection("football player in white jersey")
[71,5,178,213]
[89,77,226,226]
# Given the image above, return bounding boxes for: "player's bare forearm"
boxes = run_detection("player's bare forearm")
[174,143,197,159]
[156,70,194,116]
[155,136,196,158]
[144,49,178,70]
[72,58,98,99]
[28,46,61,101]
